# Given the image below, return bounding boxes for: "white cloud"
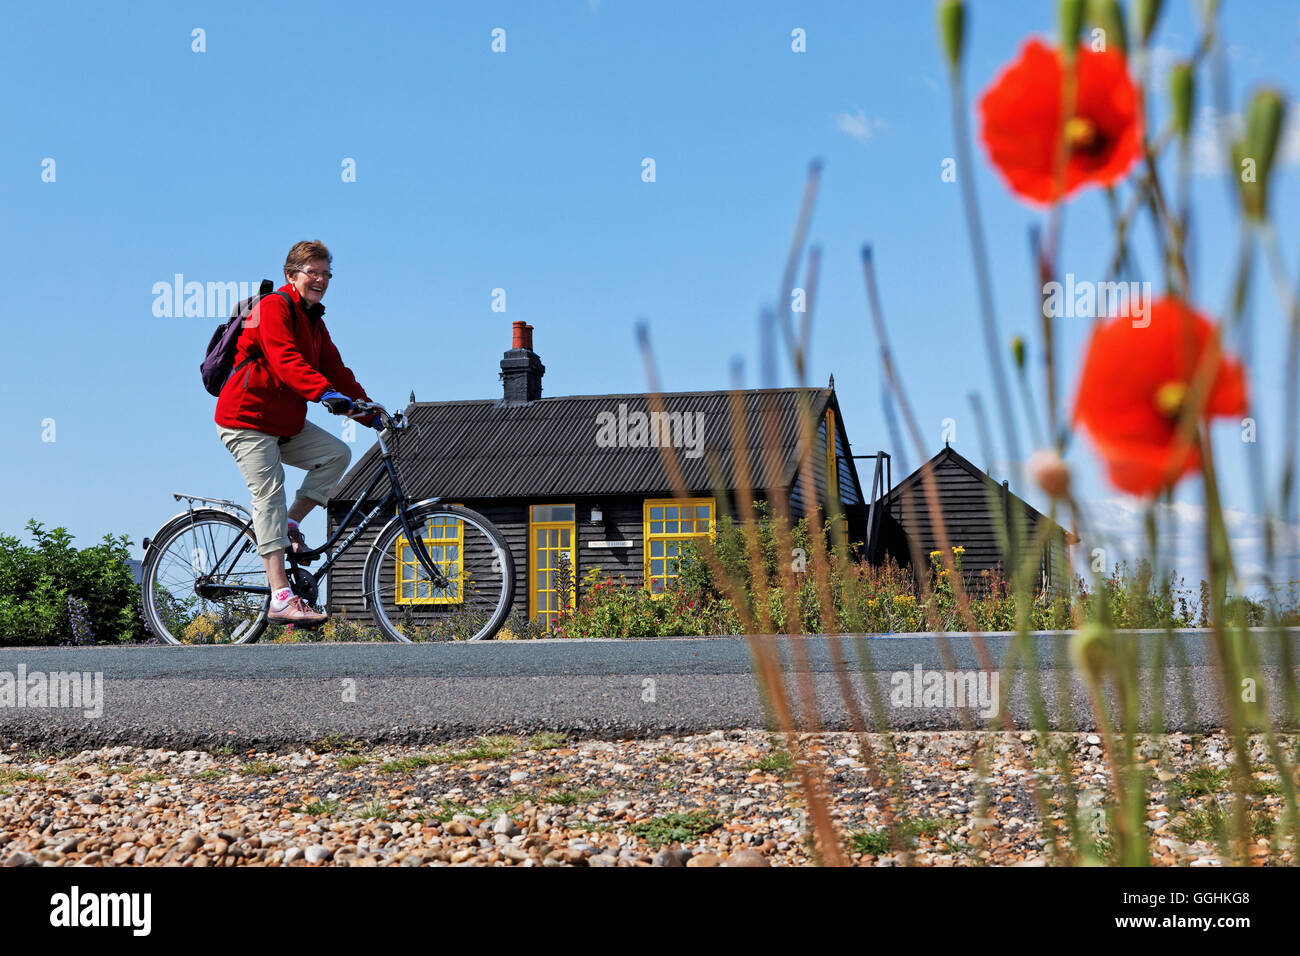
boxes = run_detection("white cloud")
[1075,495,1300,597]
[1148,44,1182,87]
[835,109,885,144]
[1191,103,1300,176]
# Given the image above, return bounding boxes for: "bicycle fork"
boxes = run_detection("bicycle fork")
[396,505,451,591]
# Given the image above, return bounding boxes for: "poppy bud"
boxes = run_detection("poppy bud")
[1069,622,1114,683]
[937,0,965,72]
[1087,0,1127,58]
[1135,0,1162,45]
[1244,87,1286,218]
[1060,0,1086,61]
[1169,61,1194,142]
[1011,335,1026,371]
[1030,449,1071,498]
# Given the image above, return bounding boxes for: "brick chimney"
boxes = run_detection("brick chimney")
[499,321,544,404]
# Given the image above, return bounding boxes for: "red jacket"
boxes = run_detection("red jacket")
[214,283,370,437]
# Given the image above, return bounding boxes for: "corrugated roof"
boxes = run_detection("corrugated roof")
[331,387,842,501]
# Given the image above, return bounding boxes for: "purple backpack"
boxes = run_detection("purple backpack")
[200,280,293,397]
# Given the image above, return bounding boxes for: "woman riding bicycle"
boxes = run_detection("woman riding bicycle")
[214,240,379,626]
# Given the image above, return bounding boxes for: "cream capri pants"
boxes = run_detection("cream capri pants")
[215,419,352,556]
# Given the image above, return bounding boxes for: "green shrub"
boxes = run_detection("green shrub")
[0,520,144,646]
[543,503,1290,637]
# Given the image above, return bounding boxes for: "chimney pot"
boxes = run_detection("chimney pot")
[501,322,544,403]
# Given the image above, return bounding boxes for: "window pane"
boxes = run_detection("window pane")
[651,559,664,576]
[679,519,693,533]
[651,541,663,557]
[650,507,663,519]
[696,505,710,519]
[532,505,576,522]
[665,520,678,534]
[650,521,663,534]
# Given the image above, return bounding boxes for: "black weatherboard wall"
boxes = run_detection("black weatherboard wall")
[878,445,1071,592]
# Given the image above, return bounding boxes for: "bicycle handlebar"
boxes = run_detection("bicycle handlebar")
[348,400,407,431]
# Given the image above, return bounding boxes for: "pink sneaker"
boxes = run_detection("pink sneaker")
[268,595,328,627]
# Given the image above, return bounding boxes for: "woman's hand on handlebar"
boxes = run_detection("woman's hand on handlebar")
[347,399,388,429]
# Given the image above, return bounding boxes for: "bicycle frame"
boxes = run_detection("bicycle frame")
[191,427,450,598]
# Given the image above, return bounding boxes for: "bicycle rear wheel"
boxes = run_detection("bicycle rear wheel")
[363,504,515,642]
[140,509,270,645]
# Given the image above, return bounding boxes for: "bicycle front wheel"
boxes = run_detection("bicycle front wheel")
[363,504,515,642]
[140,509,270,645]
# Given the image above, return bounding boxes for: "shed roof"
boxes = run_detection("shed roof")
[331,386,859,502]
[884,444,1067,535]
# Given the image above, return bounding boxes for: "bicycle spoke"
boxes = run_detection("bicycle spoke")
[143,513,269,645]
[366,506,513,642]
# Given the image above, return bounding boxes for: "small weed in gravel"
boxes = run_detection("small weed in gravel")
[630,810,722,848]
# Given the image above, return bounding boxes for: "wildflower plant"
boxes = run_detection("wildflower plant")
[620,0,1300,867]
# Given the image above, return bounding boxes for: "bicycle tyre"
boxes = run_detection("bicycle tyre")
[363,503,515,642]
[140,509,270,645]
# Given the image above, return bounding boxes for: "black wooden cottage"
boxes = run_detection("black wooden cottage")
[325,324,866,627]
[873,445,1074,592]
[323,324,1069,627]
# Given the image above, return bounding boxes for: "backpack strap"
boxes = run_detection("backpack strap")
[232,287,295,374]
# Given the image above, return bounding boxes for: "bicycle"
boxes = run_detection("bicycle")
[139,400,516,644]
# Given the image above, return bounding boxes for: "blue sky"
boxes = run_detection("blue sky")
[2,0,1298,597]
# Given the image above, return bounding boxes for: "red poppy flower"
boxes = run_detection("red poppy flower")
[980,39,1142,204]
[1072,298,1248,495]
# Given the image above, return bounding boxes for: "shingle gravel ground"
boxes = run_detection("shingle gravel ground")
[0,730,1294,866]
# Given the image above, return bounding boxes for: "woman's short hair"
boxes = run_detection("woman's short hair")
[284,240,333,279]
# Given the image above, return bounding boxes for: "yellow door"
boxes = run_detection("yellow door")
[529,505,576,628]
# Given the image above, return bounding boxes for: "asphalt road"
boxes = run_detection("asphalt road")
[0,631,1296,750]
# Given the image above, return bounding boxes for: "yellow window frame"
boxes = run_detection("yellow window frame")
[395,511,464,604]
[643,497,715,596]
[529,504,577,628]
[826,408,839,505]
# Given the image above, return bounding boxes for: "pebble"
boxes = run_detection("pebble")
[0,730,1284,868]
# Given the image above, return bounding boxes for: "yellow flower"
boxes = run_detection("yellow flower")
[184,613,217,642]
[929,550,942,559]
[953,546,965,554]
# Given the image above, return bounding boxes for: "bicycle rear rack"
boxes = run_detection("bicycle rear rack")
[172,492,253,520]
